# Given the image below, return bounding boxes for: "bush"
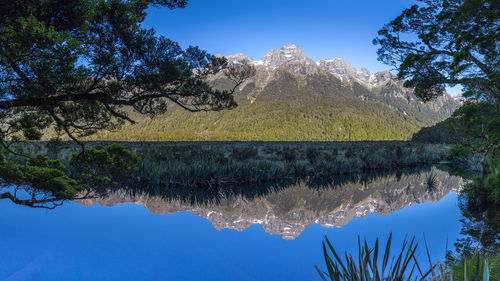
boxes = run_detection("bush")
[306,147,318,163]
[345,146,356,158]
[230,146,258,161]
[281,146,296,162]
[449,145,469,159]
[70,143,140,183]
[316,234,432,281]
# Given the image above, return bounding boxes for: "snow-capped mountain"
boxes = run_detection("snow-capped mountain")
[219,44,459,117]
[94,44,461,141]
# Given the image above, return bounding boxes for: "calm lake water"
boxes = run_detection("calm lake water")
[0,167,466,281]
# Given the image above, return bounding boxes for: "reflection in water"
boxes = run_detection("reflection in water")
[76,166,464,240]
[456,197,500,253]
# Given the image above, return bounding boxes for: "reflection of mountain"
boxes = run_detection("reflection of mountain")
[77,168,464,240]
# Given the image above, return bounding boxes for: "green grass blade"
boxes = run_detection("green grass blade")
[423,233,435,278]
[373,237,380,281]
[325,236,348,274]
[315,265,329,281]
[382,233,393,278]
[323,241,337,279]
[483,259,489,281]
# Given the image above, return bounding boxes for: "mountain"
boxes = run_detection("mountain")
[89,44,460,141]
[77,168,464,240]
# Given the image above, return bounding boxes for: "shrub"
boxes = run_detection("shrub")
[395,146,403,162]
[345,147,356,158]
[281,146,296,162]
[230,146,258,161]
[306,147,319,163]
[316,233,432,281]
[70,143,140,183]
[449,145,470,159]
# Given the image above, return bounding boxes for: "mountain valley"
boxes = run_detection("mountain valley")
[89,45,459,141]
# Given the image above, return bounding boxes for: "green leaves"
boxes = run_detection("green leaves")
[449,102,500,153]
[316,233,433,281]
[0,0,247,150]
[374,0,500,103]
[0,152,84,198]
[70,143,140,184]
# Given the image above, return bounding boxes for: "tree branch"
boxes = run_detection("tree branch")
[0,191,64,209]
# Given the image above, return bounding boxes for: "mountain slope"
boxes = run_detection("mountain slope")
[89,44,459,141]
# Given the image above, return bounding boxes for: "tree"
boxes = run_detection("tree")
[0,0,253,203]
[0,0,252,150]
[375,0,500,223]
[373,0,499,103]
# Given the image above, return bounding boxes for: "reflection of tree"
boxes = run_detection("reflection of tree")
[0,166,429,208]
[454,195,500,255]
[120,166,432,206]
[0,166,445,212]
[441,165,500,254]
[0,185,98,209]
[0,188,63,209]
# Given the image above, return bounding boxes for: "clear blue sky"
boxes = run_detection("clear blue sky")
[143,0,462,95]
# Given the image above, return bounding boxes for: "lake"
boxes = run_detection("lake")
[0,166,466,280]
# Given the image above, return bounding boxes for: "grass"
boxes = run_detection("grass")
[426,173,438,192]
[11,141,451,189]
[440,252,500,281]
[316,234,499,281]
[316,233,433,281]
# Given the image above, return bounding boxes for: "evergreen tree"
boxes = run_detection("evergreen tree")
[0,0,252,201]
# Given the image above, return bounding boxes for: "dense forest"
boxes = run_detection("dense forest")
[84,70,457,141]
[86,98,422,141]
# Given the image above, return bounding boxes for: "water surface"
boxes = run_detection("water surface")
[0,167,465,280]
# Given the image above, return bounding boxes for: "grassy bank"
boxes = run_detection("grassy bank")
[12,141,451,189]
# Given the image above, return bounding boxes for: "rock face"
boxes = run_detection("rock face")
[318,58,359,79]
[77,168,464,240]
[91,44,461,141]
[219,44,459,117]
[261,45,317,72]
[228,44,320,76]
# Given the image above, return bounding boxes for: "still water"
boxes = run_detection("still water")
[0,167,465,281]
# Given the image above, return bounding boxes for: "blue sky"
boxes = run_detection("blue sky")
[143,0,462,95]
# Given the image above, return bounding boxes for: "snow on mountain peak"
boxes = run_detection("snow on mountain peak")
[225,45,396,86]
[260,44,312,68]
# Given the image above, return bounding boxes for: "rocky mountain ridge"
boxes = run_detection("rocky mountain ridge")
[224,44,457,113]
[227,44,396,85]
[88,44,460,141]
[77,168,464,240]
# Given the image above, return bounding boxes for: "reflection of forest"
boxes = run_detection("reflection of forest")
[77,167,464,240]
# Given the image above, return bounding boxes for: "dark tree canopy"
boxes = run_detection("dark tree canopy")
[374,0,499,103]
[0,0,252,149]
[375,0,500,216]
[0,0,254,203]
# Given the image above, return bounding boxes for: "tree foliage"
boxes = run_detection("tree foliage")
[70,143,140,184]
[0,0,251,150]
[448,103,500,154]
[376,0,500,215]
[374,0,499,103]
[0,151,84,209]
[0,0,253,202]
